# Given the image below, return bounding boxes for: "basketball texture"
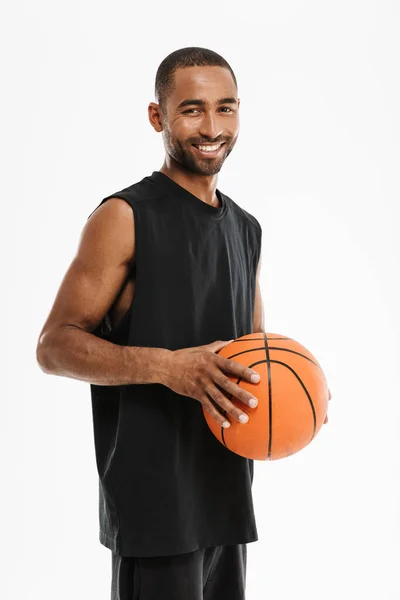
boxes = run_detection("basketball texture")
[202,332,329,461]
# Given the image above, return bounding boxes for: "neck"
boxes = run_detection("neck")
[159,161,219,207]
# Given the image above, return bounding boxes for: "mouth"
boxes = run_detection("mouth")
[192,142,226,158]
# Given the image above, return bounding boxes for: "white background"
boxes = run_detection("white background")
[2,1,399,599]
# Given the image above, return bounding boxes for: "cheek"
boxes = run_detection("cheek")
[177,123,198,143]
[173,116,203,137]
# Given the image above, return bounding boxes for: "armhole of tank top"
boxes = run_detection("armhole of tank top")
[100,300,133,343]
[102,265,135,341]
[91,193,139,342]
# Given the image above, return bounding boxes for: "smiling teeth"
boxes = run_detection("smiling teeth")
[196,144,222,152]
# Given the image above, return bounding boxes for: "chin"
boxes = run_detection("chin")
[194,156,226,175]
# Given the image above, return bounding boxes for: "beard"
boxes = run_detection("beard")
[162,126,238,176]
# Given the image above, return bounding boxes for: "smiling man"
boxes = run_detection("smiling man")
[36,47,266,600]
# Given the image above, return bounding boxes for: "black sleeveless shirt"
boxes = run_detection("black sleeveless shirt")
[89,171,262,557]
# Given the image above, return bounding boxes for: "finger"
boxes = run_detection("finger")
[214,375,258,409]
[201,394,231,428]
[206,384,249,424]
[218,356,260,384]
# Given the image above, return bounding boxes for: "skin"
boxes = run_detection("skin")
[36,64,330,425]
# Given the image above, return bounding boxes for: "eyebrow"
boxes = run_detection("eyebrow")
[176,97,238,109]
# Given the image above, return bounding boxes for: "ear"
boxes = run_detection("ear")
[148,102,164,132]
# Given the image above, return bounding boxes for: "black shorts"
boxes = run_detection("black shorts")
[111,544,247,600]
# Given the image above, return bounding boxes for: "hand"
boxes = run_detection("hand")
[163,339,260,428]
[323,388,332,424]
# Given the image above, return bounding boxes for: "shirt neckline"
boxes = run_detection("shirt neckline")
[149,171,228,220]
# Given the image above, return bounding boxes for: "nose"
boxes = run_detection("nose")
[198,111,223,141]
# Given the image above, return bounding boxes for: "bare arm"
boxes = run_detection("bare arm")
[253,253,265,333]
[36,198,172,386]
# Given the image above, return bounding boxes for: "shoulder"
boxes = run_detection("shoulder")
[87,174,166,221]
[223,192,262,234]
[101,174,161,206]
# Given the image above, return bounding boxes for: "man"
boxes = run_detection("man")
[36,47,329,599]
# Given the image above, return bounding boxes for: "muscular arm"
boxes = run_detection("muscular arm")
[35,198,172,386]
[253,253,265,333]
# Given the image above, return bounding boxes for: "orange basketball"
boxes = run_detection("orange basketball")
[202,332,329,460]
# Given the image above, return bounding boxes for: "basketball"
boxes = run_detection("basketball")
[202,332,329,461]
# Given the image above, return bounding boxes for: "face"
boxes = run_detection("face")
[151,66,240,176]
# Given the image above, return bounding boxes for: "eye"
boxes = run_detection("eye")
[182,107,234,114]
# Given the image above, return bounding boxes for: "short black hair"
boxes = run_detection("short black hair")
[154,47,238,115]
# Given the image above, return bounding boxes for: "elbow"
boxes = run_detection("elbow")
[36,330,56,374]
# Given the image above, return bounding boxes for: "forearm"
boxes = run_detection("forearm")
[36,325,173,386]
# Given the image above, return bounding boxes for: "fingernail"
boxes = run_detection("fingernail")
[251,373,260,383]
[222,421,230,428]
[239,414,249,423]
[249,398,258,408]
